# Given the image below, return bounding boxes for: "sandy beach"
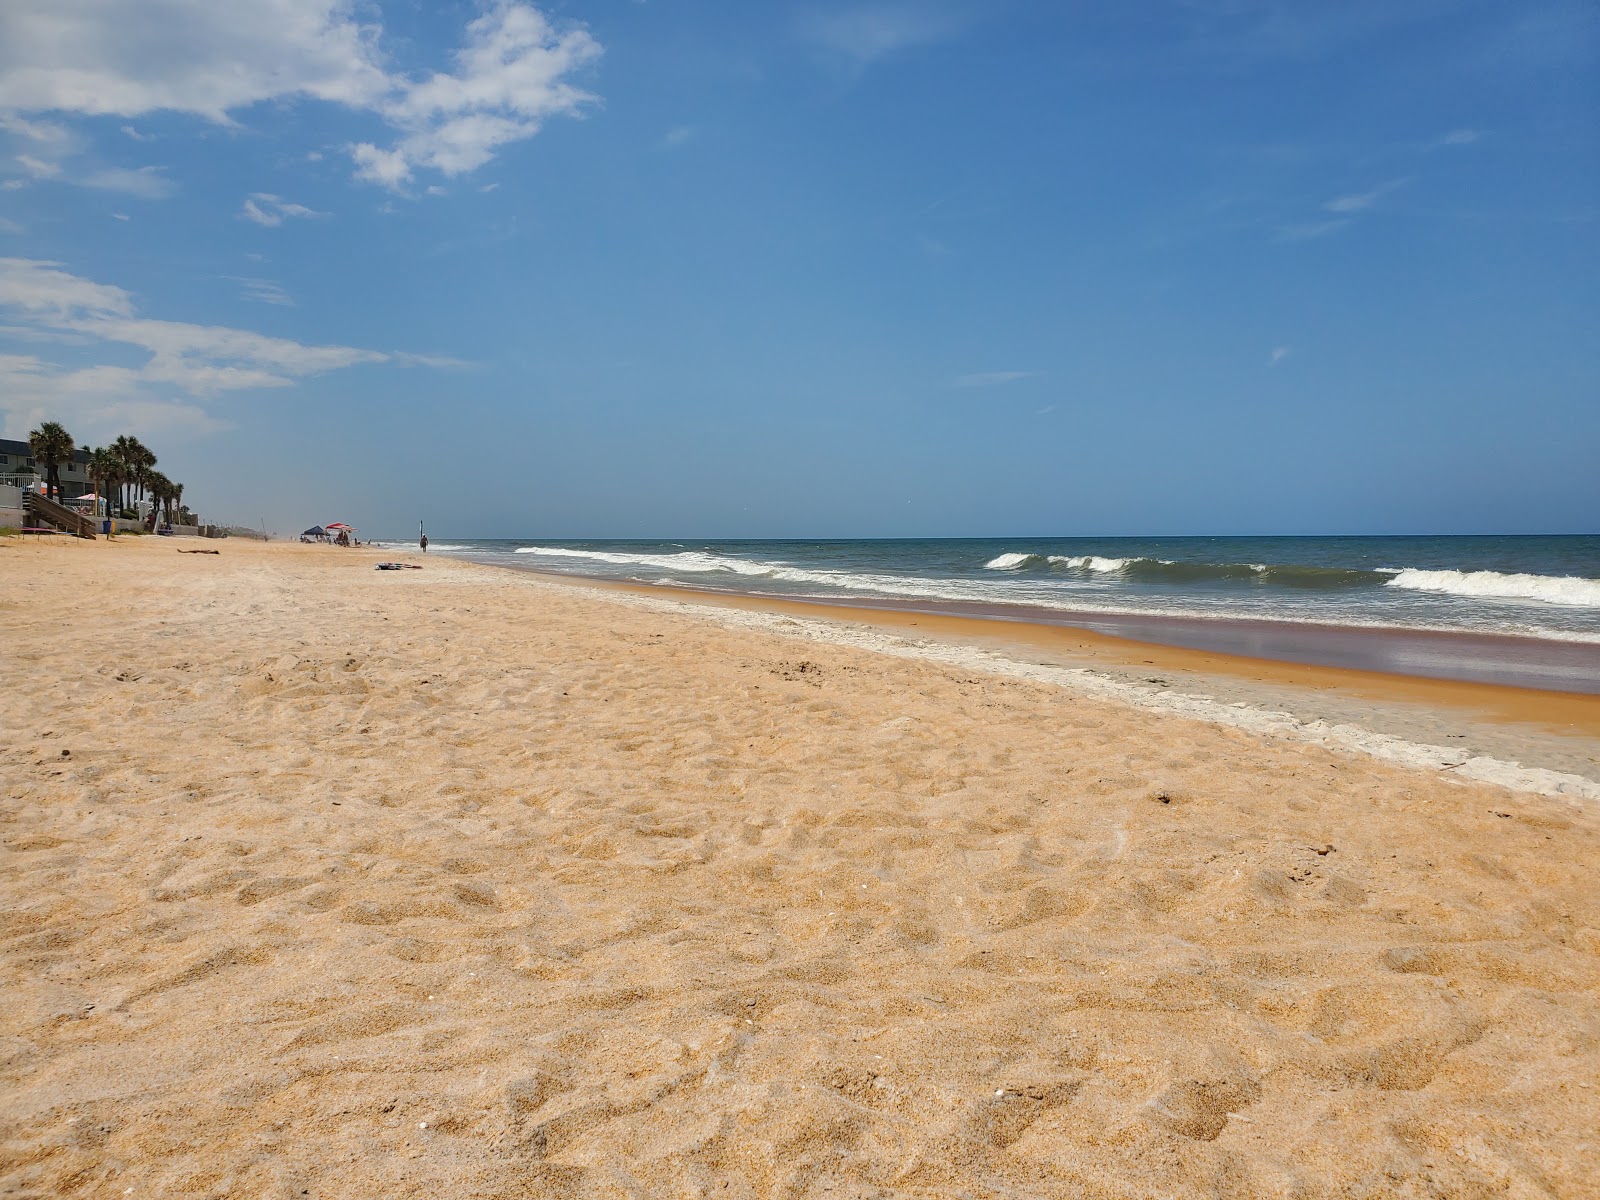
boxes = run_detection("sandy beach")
[3,536,1598,1198]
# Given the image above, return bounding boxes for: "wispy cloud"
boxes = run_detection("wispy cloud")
[1322,177,1409,213]
[230,277,294,306]
[657,124,695,151]
[952,370,1039,388]
[1269,346,1291,366]
[3,113,172,196]
[1275,218,1350,242]
[14,154,60,179]
[801,3,968,67]
[80,165,173,198]
[240,193,325,227]
[0,258,461,440]
[1433,128,1482,148]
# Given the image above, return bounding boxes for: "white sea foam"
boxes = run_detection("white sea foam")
[983,552,1132,571]
[1050,555,1134,572]
[1387,569,1600,608]
[983,552,1037,570]
[491,545,1600,643]
[516,546,780,577]
[516,545,1028,602]
[372,541,472,552]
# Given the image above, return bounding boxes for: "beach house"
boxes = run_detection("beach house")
[0,438,94,500]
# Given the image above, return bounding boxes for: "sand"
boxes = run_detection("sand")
[2,536,1598,1199]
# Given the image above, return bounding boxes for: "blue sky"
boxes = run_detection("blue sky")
[1,0,1595,538]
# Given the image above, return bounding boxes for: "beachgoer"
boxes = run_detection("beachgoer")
[420,533,429,553]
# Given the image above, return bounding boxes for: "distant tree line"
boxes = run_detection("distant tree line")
[27,422,189,524]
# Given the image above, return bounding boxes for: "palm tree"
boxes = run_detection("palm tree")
[146,471,170,525]
[87,446,123,526]
[28,421,74,500]
[129,438,155,506]
[170,482,186,525]
[110,435,137,513]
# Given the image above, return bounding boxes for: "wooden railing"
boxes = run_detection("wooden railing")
[23,491,96,538]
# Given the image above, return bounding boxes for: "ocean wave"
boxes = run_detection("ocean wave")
[515,546,782,577]
[984,552,1133,572]
[469,544,1600,643]
[516,545,1046,604]
[1386,569,1600,607]
[982,552,1037,570]
[1054,555,1133,572]
[373,541,473,552]
[983,552,1383,588]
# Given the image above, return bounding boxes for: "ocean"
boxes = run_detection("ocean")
[394,535,1600,691]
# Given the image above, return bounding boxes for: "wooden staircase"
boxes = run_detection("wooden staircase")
[23,491,97,538]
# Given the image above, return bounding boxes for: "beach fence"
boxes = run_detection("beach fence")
[0,483,23,531]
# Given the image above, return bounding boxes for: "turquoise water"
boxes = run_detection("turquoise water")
[401,535,1600,645]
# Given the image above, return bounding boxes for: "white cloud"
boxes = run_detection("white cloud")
[1323,177,1409,214]
[80,164,173,197]
[1275,218,1350,242]
[240,192,326,227]
[0,257,134,320]
[1269,346,1291,365]
[802,4,967,66]
[0,257,457,439]
[350,143,412,189]
[0,2,600,191]
[2,114,75,146]
[231,277,294,306]
[0,215,23,233]
[952,370,1039,388]
[3,110,172,195]
[0,0,390,120]
[658,124,695,150]
[390,351,472,370]
[350,4,601,189]
[1434,128,1481,148]
[15,153,61,178]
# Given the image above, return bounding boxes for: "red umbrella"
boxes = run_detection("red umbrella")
[325,522,353,530]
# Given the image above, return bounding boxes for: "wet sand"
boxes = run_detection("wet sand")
[2,536,1598,1198]
[478,566,1600,696]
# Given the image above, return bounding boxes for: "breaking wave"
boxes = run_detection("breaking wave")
[984,553,1132,572]
[983,552,1383,588]
[1386,569,1600,608]
[514,545,1008,603]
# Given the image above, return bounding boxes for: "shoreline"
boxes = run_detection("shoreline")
[425,552,1600,798]
[440,554,1600,731]
[435,552,1600,696]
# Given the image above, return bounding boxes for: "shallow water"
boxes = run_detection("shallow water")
[393,535,1600,648]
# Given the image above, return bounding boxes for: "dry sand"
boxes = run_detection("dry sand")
[2,536,1598,1199]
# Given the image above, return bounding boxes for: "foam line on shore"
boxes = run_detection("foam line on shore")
[432,562,1600,802]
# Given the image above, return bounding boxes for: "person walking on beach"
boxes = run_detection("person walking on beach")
[420,532,429,553]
